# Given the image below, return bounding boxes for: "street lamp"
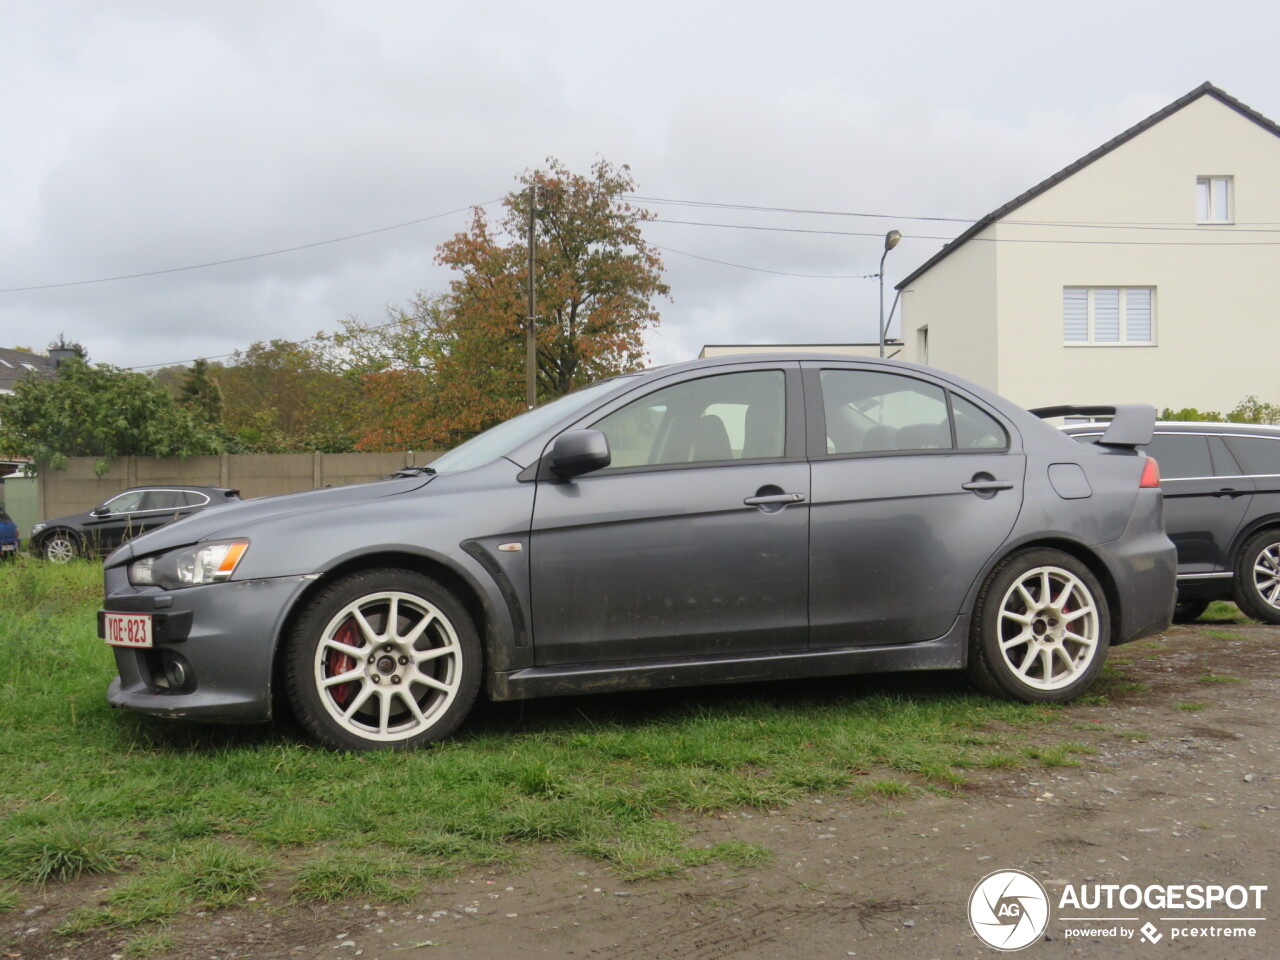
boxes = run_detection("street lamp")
[878,229,902,358]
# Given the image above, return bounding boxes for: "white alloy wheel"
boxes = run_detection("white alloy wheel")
[286,569,481,750]
[314,591,463,743]
[994,565,1101,692]
[966,548,1110,703]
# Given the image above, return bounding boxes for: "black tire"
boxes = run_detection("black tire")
[41,532,80,564]
[1172,599,1211,624]
[1233,529,1280,625]
[284,568,482,751]
[966,548,1110,703]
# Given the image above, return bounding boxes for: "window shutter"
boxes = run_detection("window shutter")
[1093,289,1120,341]
[1125,289,1152,342]
[1063,288,1088,342]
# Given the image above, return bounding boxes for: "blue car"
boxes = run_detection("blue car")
[0,508,19,560]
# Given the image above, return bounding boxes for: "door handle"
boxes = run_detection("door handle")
[743,492,807,505]
[1216,488,1242,499]
[961,480,1014,493]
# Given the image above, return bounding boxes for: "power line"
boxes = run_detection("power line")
[630,194,1280,232]
[0,201,499,295]
[653,244,878,279]
[649,217,1280,246]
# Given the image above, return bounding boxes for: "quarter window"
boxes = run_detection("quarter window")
[592,370,786,468]
[1063,287,1154,345]
[1196,176,1233,223]
[1224,437,1280,476]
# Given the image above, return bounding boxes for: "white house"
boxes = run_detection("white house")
[897,82,1280,413]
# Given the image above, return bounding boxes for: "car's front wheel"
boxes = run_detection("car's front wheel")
[966,549,1110,703]
[1233,529,1280,625]
[42,533,79,564]
[284,569,481,750]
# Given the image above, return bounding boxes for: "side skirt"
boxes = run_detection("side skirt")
[487,617,969,701]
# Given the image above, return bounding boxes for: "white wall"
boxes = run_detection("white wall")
[902,94,1280,414]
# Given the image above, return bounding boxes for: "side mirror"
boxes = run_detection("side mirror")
[548,430,611,479]
[90,506,109,517]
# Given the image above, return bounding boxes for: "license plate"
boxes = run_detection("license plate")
[105,612,153,649]
[0,544,14,552]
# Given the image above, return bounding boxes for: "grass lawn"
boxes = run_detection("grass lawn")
[1,558,1118,950]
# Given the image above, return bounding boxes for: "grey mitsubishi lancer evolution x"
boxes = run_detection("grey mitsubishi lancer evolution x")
[98,354,1176,750]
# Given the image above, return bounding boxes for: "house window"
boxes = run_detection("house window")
[1196,176,1232,223]
[1063,287,1155,345]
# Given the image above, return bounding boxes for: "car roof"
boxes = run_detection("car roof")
[110,485,240,496]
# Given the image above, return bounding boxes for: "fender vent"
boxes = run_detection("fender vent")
[461,540,529,647]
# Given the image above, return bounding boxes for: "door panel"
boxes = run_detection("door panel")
[809,453,1024,647]
[804,362,1023,648]
[530,462,810,665]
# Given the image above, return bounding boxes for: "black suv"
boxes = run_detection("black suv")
[31,486,241,563]
[1063,422,1280,623]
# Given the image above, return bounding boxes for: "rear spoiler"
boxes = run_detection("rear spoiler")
[1028,404,1156,448]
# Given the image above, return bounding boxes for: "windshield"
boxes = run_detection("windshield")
[429,377,636,473]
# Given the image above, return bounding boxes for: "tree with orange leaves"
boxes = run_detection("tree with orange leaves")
[340,158,669,451]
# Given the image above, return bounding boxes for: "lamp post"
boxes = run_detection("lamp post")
[878,229,902,358]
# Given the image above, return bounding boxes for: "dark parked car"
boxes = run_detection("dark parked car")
[0,508,19,559]
[98,355,1175,750]
[32,486,241,563]
[1063,421,1280,624]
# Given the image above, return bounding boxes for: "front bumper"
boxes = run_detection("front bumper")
[100,570,314,723]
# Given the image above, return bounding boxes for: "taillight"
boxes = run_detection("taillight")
[1139,456,1160,488]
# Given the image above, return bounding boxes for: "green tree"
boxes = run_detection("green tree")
[178,358,224,425]
[0,357,225,473]
[218,339,361,452]
[1160,396,1280,425]
[329,158,668,450]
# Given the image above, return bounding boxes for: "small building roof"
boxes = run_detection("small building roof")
[700,342,901,359]
[0,348,58,394]
[895,82,1280,290]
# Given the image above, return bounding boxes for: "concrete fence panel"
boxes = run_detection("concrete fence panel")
[34,451,441,521]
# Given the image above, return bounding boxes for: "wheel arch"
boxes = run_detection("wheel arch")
[977,537,1123,646]
[1229,515,1280,565]
[35,526,83,555]
[269,550,511,715]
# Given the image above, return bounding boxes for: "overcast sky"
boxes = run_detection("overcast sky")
[3,0,1278,373]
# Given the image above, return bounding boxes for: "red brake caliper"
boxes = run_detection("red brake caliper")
[327,619,360,707]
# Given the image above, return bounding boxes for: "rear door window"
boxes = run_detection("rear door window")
[1225,436,1280,476]
[1145,434,1214,479]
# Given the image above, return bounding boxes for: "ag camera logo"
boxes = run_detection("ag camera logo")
[969,869,1050,951]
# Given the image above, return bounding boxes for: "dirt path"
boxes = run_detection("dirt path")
[9,621,1278,959]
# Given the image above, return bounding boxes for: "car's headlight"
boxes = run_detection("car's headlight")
[129,540,249,589]
[31,522,46,535]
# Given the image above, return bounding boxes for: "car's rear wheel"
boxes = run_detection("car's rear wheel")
[284,569,481,750]
[1172,599,1210,624]
[42,533,79,563]
[966,549,1110,703]
[1233,529,1280,625]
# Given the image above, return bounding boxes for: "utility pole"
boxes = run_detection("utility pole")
[525,184,537,410]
